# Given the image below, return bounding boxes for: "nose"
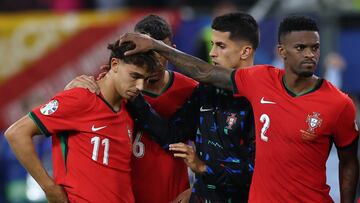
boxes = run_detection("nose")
[135,79,145,91]
[209,45,217,58]
[304,48,315,58]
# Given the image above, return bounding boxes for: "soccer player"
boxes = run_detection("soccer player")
[125,12,258,203]
[65,15,197,203]
[129,15,197,203]
[120,15,359,202]
[4,41,158,203]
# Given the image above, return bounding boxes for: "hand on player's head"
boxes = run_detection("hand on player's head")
[119,32,155,56]
[64,75,100,95]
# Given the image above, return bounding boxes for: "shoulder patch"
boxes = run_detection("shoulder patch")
[40,100,59,115]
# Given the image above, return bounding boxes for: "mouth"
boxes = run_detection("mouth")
[212,61,220,66]
[127,91,139,98]
[301,61,316,66]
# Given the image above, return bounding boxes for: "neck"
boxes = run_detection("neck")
[144,70,170,95]
[237,58,254,69]
[283,69,319,95]
[97,75,122,112]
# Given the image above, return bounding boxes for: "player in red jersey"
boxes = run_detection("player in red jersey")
[4,41,158,203]
[120,15,359,203]
[131,16,196,203]
[65,15,197,203]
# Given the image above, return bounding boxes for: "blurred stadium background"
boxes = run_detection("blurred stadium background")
[0,0,359,202]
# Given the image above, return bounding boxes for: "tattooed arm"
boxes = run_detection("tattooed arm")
[120,32,233,90]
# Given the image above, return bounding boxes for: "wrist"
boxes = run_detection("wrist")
[41,179,57,193]
[196,162,207,173]
[153,39,166,52]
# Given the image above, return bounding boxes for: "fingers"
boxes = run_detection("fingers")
[96,72,107,80]
[66,75,100,95]
[173,153,188,158]
[99,64,110,71]
[170,143,195,160]
[169,143,193,153]
[119,32,135,44]
[97,65,110,80]
[77,75,99,94]
[124,48,140,56]
[119,32,153,56]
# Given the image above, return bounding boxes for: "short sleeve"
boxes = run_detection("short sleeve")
[333,97,359,147]
[29,88,93,136]
[231,65,267,98]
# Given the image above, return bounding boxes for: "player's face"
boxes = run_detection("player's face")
[279,31,320,77]
[209,29,244,69]
[113,59,150,100]
[145,37,171,85]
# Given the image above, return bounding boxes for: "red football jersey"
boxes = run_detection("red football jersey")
[30,88,134,203]
[231,65,358,203]
[131,71,198,203]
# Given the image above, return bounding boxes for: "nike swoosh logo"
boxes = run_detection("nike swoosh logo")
[260,97,276,104]
[92,125,107,132]
[200,106,214,112]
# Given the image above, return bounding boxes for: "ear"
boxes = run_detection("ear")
[277,44,286,59]
[111,58,119,73]
[240,45,253,60]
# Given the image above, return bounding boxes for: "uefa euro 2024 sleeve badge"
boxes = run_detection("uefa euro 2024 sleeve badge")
[40,100,59,116]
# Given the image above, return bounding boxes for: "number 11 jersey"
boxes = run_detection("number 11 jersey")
[30,88,134,203]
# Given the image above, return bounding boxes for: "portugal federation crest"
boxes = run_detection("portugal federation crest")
[40,100,59,116]
[306,112,322,133]
[226,113,237,130]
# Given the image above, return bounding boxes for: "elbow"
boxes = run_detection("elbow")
[195,69,215,83]
[4,125,21,144]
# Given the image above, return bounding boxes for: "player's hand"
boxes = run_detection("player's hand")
[171,188,191,203]
[96,65,110,80]
[169,142,206,173]
[44,184,69,203]
[119,32,156,55]
[64,75,100,94]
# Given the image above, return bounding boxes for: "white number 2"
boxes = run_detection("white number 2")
[260,114,270,142]
[132,131,145,158]
[91,136,109,165]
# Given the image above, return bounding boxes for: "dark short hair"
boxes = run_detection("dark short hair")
[134,14,172,41]
[278,15,319,43]
[107,40,157,72]
[211,12,259,49]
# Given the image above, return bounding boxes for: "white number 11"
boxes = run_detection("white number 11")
[91,136,109,165]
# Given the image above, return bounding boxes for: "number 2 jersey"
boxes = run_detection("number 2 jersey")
[131,71,198,203]
[231,65,359,202]
[29,88,134,203]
